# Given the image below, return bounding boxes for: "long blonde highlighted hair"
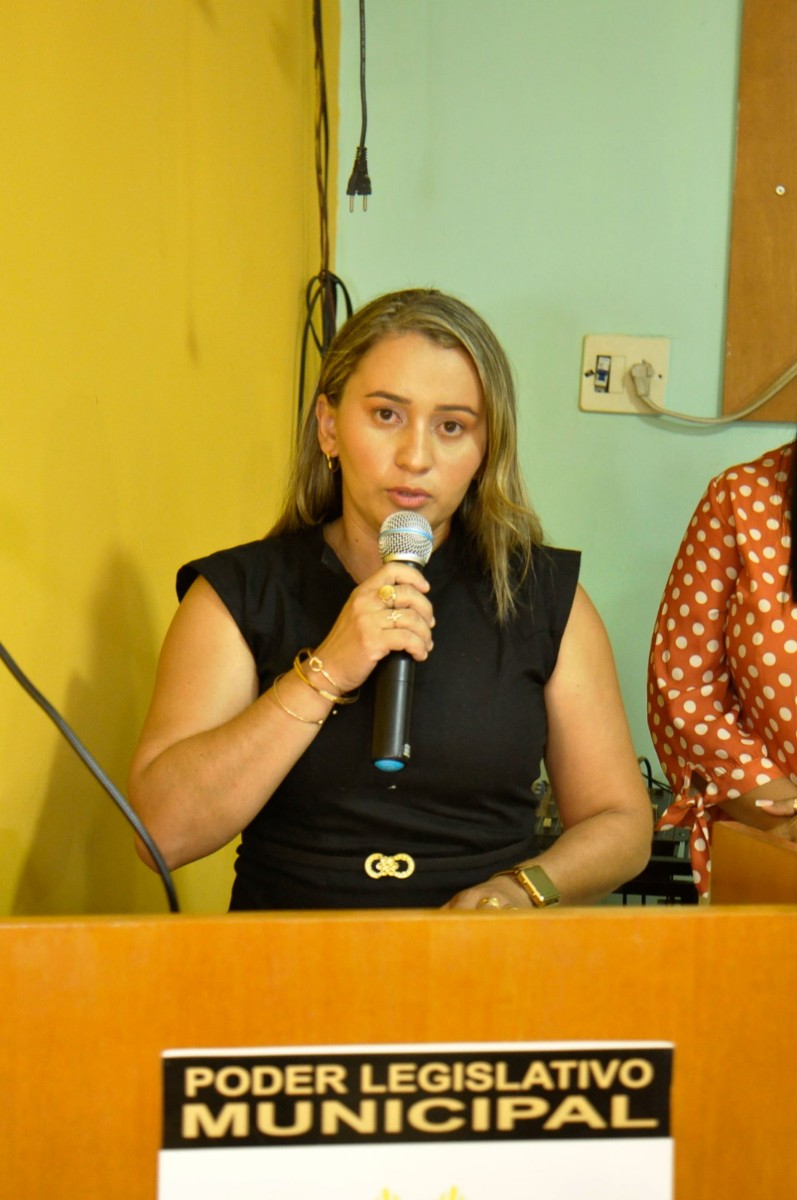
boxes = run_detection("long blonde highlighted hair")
[271,288,543,622]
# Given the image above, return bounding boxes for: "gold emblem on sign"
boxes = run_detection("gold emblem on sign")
[373,1189,466,1200]
[364,852,416,879]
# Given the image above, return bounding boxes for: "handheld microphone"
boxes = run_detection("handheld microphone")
[372,512,434,772]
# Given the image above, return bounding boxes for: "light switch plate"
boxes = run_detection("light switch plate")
[579,334,670,413]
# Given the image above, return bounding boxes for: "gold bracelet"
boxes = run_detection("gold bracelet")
[268,673,326,726]
[293,648,360,705]
[297,647,343,691]
[292,659,340,703]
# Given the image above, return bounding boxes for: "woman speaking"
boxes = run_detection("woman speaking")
[129,288,651,910]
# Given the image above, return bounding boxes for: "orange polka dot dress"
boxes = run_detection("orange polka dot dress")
[648,442,796,895]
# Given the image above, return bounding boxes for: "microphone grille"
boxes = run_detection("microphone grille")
[378,512,434,566]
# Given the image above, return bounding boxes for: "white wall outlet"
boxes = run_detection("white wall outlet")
[579,334,670,414]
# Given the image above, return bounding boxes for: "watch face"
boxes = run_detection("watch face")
[519,867,560,906]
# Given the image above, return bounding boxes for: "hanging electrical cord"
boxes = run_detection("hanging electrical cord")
[629,354,797,425]
[297,0,353,429]
[0,641,180,913]
[345,0,372,210]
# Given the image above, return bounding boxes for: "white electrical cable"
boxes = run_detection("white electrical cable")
[632,357,797,425]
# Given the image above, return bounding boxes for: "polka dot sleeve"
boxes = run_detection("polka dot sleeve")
[647,444,796,894]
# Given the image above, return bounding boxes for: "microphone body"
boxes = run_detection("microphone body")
[372,651,415,771]
[371,512,434,772]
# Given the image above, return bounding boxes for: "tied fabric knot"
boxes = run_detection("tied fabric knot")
[656,775,719,897]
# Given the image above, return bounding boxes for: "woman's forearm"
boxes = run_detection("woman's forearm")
[523,804,654,905]
[130,671,334,870]
[718,776,797,834]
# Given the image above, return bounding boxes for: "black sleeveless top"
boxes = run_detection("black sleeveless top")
[177,524,580,910]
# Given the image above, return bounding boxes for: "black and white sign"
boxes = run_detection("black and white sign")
[159,1041,673,1198]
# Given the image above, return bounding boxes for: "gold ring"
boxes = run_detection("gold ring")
[792,797,797,815]
[477,896,502,909]
[378,584,397,608]
[386,609,401,624]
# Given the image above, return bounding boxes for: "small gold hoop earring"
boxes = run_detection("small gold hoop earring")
[325,452,340,473]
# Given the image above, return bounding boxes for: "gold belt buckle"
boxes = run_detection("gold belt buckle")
[364,852,416,880]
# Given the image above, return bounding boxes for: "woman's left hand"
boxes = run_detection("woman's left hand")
[441,876,533,912]
[754,796,797,839]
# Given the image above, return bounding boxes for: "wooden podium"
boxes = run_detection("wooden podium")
[711,819,797,903]
[3,903,797,1199]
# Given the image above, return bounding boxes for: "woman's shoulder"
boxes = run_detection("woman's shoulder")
[447,523,580,595]
[528,543,581,604]
[694,443,792,531]
[496,543,581,637]
[176,526,322,601]
[533,543,581,571]
[711,442,792,493]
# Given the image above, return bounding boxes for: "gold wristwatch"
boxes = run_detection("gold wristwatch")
[494,864,561,908]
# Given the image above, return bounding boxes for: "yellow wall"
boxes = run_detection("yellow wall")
[0,2,338,915]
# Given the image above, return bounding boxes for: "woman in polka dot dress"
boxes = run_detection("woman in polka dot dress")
[648,439,797,896]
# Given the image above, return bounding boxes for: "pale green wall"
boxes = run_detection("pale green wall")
[335,0,792,767]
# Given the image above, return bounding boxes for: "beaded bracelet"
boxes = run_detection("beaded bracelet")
[268,673,326,726]
[293,648,360,705]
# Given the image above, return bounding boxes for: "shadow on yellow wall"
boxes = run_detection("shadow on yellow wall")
[0,1,337,915]
[10,551,238,915]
